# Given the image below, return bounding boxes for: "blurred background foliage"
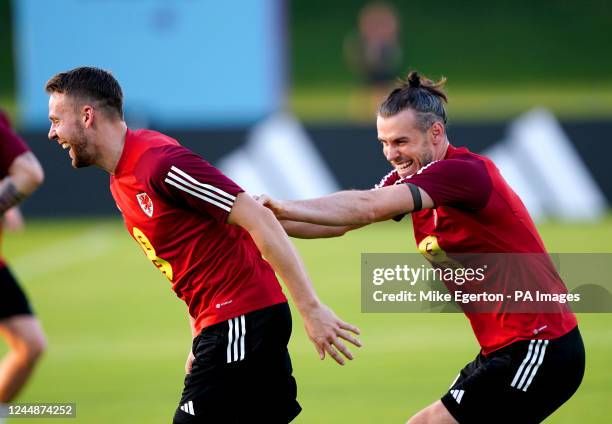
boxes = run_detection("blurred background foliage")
[2,0,612,122]
[289,0,612,121]
[291,0,612,86]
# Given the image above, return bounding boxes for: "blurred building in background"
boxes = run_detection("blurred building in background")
[14,0,285,129]
[2,0,610,220]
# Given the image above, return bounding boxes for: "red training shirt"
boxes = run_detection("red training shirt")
[377,144,577,355]
[110,129,286,333]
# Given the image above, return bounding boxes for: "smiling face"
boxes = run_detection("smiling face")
[48,93,96,168]
[377,108,439,179]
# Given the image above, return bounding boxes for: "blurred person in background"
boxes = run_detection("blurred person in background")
[0,110,46,422]
[45,67,361,423]
[257,72,584,423]
[344,1,403,119]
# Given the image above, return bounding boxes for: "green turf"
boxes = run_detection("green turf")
[2,216,611,423]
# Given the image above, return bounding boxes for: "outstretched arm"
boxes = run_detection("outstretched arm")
[0,152,44,214]
[228,193,362,365]
[3,207,25,232]
[260,183,433,226]
[253,194,364,238]
[279,220,365,239]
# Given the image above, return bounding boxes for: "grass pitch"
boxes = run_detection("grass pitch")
[3,216,612,423]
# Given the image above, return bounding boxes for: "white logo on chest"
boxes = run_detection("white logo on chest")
[136,192,154,217]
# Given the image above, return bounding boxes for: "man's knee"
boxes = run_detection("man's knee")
[22,332,46,363]
[406,400,458,424]
[0,316,46,363]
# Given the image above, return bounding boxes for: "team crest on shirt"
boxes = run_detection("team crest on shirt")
[136,192,154,217]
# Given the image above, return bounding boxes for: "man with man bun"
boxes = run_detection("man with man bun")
[258,71,584,423]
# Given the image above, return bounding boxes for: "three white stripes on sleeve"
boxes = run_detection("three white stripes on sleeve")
[164,166,236,212]
[227,315,246,364]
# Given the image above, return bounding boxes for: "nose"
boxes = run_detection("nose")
[385,144,399,162]
[48,126,57,141]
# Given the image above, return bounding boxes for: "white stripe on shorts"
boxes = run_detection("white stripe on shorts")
[521,340,549,391]
[240,315,246,361]
[226,318,234,363]
[510,339,549,391]
[226,315,246,363]
[516,340,543,390]
[511,340,536,388]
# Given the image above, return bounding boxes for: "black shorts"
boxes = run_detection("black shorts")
[442,326,585,424]
[0,266,33,320]
[173,302,301,424]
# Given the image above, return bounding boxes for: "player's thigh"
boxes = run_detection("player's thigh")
[407,400,458,424]
[239,348,299,422]
[0,265,44,353]
[0,315,45,354]
[0,266,33,322]
[174,303,300,423]
[441,329,584,423]
[228,303,300,422]
[520,328,585,422]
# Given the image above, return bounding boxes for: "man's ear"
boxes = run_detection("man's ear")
[430,121,446,145]
[82,105,95,128]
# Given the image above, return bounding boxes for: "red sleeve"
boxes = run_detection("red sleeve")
[405,158,492,210]
[374,169,401,189]
[137,144,244,222]
[373,170,406,221]
[0,112,30,178]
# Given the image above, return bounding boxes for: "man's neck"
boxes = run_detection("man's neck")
[435,140,450,161]
[95,121,128,175]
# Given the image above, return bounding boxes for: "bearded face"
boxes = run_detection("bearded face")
[48,93,97,168]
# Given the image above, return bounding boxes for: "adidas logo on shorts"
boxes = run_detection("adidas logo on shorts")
[180,400,195,416]
[449,389,465,404]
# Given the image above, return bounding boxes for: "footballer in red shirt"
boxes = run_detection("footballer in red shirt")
[259,72,584,423]
[0,110,46,408]
[110,128,288,334]
[46,67,361,423]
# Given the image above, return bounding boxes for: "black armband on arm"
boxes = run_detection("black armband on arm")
[0,178,26,215]
[406,183,422,212]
